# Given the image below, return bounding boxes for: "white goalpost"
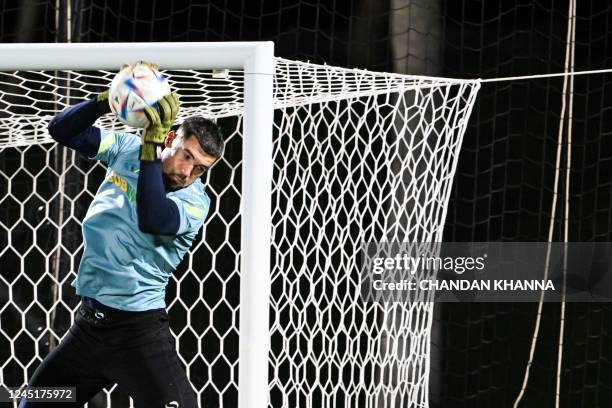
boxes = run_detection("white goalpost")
[0,42,480,408]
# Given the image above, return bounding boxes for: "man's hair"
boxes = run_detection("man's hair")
[177,117,224,158]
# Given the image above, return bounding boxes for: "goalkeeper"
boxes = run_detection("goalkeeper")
[20,65,223,408]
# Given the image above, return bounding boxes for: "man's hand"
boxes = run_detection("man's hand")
[142,92,179,144]
[96,90,112,115]
[139,92,180,162]
[136,60,159,70]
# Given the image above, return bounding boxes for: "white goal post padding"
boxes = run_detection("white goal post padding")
[0,42,480,408]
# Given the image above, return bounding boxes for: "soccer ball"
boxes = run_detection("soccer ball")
[108,62,171,128]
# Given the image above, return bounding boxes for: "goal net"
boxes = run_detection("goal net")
[0,55,479,407]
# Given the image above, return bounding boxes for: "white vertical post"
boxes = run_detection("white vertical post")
[0,41,276,408]
[239,42,275,408]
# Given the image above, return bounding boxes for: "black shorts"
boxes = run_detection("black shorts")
[19,298,197,408]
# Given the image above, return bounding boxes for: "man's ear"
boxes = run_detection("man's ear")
[164,130,176,148]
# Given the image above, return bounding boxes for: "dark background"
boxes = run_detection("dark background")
[1,0,612,407]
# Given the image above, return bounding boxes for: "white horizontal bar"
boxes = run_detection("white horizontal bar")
[0,42,275,72]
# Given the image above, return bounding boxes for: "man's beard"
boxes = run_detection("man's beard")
[162,172,184,192]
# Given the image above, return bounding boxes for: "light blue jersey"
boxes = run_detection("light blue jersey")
[73,129,210,311]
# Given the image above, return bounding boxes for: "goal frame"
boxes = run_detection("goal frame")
[0,41,274,408]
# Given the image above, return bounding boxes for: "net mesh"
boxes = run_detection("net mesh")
[3,1,612,406]
[0,58,478,407]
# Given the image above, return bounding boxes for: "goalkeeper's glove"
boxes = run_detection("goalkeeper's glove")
[96,90,112,115]
[136,60,159,70]
[139,92,180,162]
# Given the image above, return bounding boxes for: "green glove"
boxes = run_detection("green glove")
[96,90,112,115]
[136,60,159,70]
[139,92,180,162]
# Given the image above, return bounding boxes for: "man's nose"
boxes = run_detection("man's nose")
[179,165,191,177]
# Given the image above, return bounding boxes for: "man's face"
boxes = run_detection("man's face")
[160,132,217,191]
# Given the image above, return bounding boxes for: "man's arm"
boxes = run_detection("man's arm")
[137,92,181,236]
[137,161,180,235]
[47,94,111,157]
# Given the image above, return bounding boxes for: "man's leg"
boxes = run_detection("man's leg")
[106,312,197,408]
[19,312,110,407]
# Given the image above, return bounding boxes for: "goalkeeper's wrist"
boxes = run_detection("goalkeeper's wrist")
[94,91,112,115]
[139,143,164,162]
[142,128,168,146]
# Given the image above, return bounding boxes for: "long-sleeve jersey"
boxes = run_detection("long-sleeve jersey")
[48,99,210,311]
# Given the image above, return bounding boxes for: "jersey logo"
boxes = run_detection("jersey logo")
[107,171,137,205]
